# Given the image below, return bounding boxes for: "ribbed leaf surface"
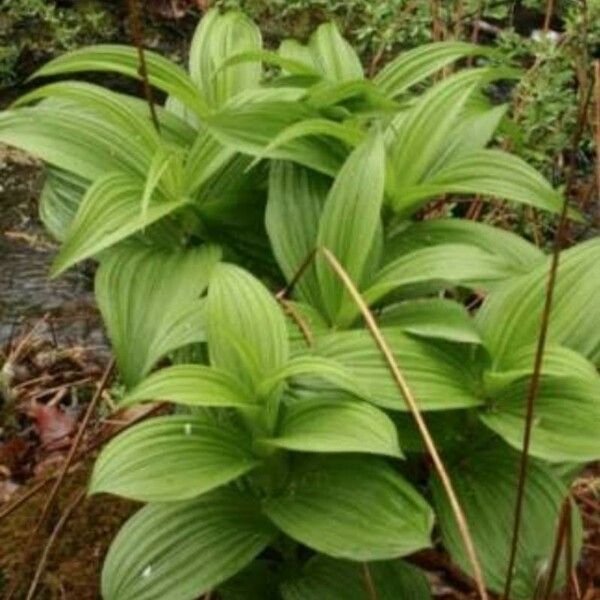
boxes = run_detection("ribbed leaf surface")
[96,245,221,387]
[431,442,582,599]
[121,364,256,408]
[206,263,288,388]
[315,329,483,410]
[281,556,431,600]
[101,488,276,600]
[90,415,260,501]
[481,376,600,461]
[264,455,433,560]
[262,396,402,457]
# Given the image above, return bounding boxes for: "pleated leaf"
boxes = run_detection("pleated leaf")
[96,244,221,387]
[90,415,260,502]
[392,149,566,218]
[373,41,492,98]
[477,237,600,366]
[188,9,262,108]
[315,329,483,411]
[316,130,386,322]
[120,364,256,408]
[0,106,148,181]
[266,161,329,309]
[101,488,276,600]
[483,343,600,393]
[51,172,187,276]
[206,263,288,388]
[431,442,582,599]
[32,44,207,118]
[261,396,402,457]
[308,22,363,82]
[480,376,600,462]
[384,218,544,273]
[378,298,482,344]
[263,455,433,560]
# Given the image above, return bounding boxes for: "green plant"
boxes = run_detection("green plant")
[1,9,600,600]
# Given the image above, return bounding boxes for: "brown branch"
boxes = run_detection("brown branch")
[126,0,161,132]
[542,499,570,600]
[320,247,488,600]
[502,75,594,600]
[25,488,87,600]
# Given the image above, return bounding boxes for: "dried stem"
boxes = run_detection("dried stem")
[362,563,378,600]
[502,76,593,600]
[25,488,86,600]
[321,247,488,600]
[542,499,570,600]
[595,60,600,224]
[543,0,555,34]
[126,0,161,132]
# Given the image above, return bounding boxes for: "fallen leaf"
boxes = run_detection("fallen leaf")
[29,403,77,446]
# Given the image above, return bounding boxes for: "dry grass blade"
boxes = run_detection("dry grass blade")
[542,499,570,600]
[25,488,87,600]
[320,246,488,600]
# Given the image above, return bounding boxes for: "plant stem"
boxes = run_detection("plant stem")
[321,247,488,600]
[126,0,161,132]
[362,563,378,600]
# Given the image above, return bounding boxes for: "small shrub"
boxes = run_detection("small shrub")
[2,9,600,599]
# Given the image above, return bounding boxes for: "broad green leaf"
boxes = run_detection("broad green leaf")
[216,48,320,77]
[260,355,368,399]
[205,99,345,176]
[385,218,544,273]
[32,44,207,118]
[306,79,397,113]
[283,301,330,351]
[483,344,600,393]
[337,243,518,325]
[206,263,288,388]
[308,22,363,82]
[184,126,235,194]
[218,560,282,600]
[477,238,600,366]
[431,441,582,599]
[378,298,482,344]
[96,245,221,387]
[316,130,386,322]
[480,376,600,462]
[189,9,262,108]
[90,415,260,502]
[13,81,160,154]
[374,41,492,98]
[266,161,329,309]
[260,396,401,457]
[281,556,431,600]
[278,38,319,74]
[264,455,433,560]
[315,329,483,411]
[102,488,276,600]
[120,364,256,409]
[388,69,490,192]
[392,149,566,218]
[39,168,87,241]
[0,106,147,181]
[51,172,187,276]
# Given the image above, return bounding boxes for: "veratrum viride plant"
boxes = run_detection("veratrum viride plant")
[2,9,600,600]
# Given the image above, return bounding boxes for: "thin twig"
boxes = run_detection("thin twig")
[321,247,488,600]
[542,499,570,600]
[25,488,86,600]
[594,60,600,224]
[543,0,555,34]
[362,563,378,600]
[565,500,574,600]
[33,358,115,535]
[126,0,161,132]
[502,77,593,600]
[275,249,317,301]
